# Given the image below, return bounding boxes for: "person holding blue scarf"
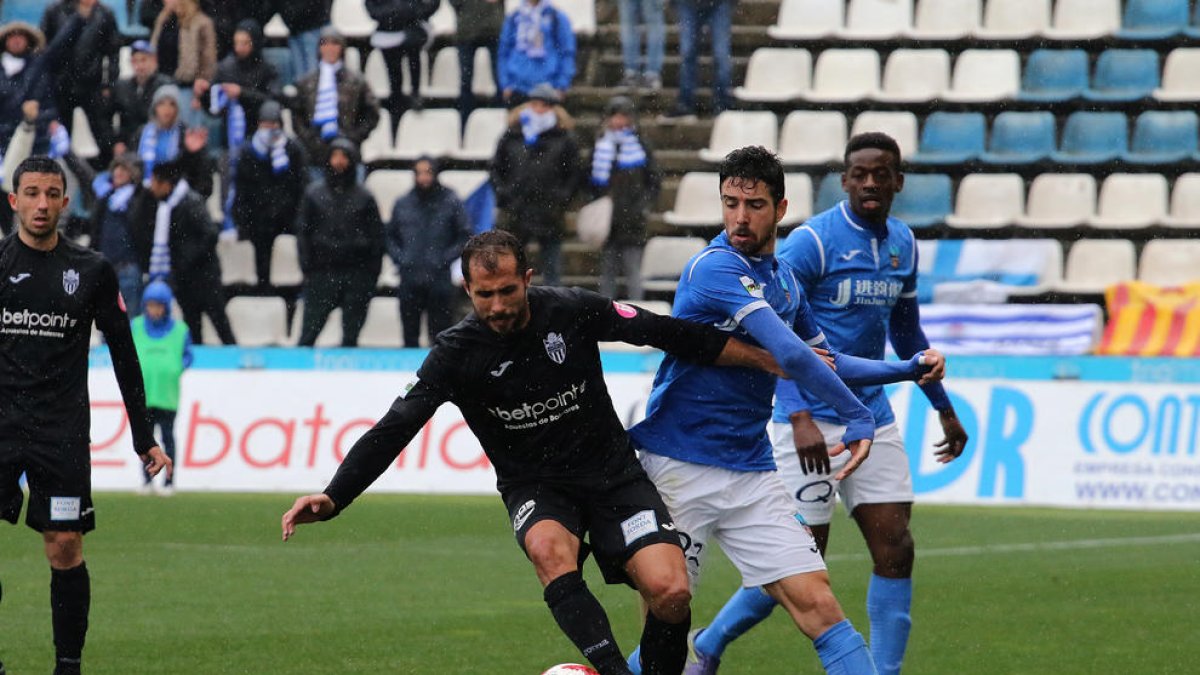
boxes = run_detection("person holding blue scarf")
[135,84,216,198]
[87,153,146,316]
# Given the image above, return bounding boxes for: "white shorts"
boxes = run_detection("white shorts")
[770,420,914,526]
[638,452,826,590]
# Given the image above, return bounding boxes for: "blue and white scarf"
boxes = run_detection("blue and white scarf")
[138,123,180,186]
[209,84,247,151]
[313,61,341,141]
[92,172,136,212]
[591,127,646,186]
[149,178,190,281]
[48,123,71,159]
[250,128,290,173]
[519,108,557,145]
[515,1,549,58]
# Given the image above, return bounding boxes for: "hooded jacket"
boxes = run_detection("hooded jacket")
[296,140,385,274]
[385,174,472,286]
[210,19,277,131]
[273,0,332,34]
[40,0,121,94]
[489,103,581,239]
[128,181,221,284]
[232,129,307,239]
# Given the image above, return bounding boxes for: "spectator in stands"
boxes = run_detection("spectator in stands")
[132,279,193,496]
[270,0,331,84]
[366,0,439,122]
[290,26,381,174]
[0,15,84,157]
[87,152,146,316]
[113,40,174,156]
[40,0,120,167]
[131,159,237,345]
[589,95,659,300]
[489,83,580,285]
[135,84,217,197]
[150,0,217,125]
[203,19,278,146]
[449,0,504,119]
[232,100,306,287]
[616,0,663,91]
[385,156,472,347]
[140,0,271,62]
[497,0,575,106]
[295,137,384,347]
[661,0,733,120]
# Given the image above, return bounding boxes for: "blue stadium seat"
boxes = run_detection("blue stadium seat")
[1125,111,1199,164]
[1118,0,1188,40]
[1082,50,1160,102]
[814,173,845,215]
[1051,112,1128,165]
[1019,49,1088,102]
[891,173,952,229]
[909,112,985,166]
[1,0,46,25]
[263,47,294,86]
[979,111,1056,165]
[113,0,150,38]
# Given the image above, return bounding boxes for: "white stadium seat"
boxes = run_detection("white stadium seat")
[945,174,1025,230]
[640,236,707,294]
[1154,49,1200,102]
[907,0,980,39]
[217,239,258,286]
[876,49,950,103]
[779,173,814,227]
[768,0,844,40]
[359,109,395,164]
[1087,174,1168,230]
[734,48,811,103]
[1164,173,1200,227]
[698,111,778,163]
[269,234,305,287]
[850,111,918,159]
[358,297,403,347]
[1042,0,1120,40]
[1139,240,1200,287]
[331,0,377,37]
[974,0,1050,39]
[942,49,1020,102]
[803,49,881,103]
[1015,174,1097,230]
[393,109,462,160]
[837,0,912,39]
[1057,239,1137,294]
[225,297,290,347]
[429,0,457,37]
[453,108,509,161]
[778,111,847,165]
[663,172,721,227]
[365,169,416,221]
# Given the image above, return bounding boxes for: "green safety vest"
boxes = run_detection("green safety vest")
[131,317,188,411]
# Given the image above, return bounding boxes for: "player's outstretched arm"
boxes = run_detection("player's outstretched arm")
[713,337,786,377]
[140,446,173,480]
[281,494,336,541]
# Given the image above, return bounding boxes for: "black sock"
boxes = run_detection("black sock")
[50,562,89,669]
[543,571,630,675]
[639,608,691,675]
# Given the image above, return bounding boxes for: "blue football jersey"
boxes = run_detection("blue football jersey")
[630,233,823,472]
[776,201,919,427]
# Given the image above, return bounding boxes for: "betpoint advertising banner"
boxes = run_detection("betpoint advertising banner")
[87,367,1200,510]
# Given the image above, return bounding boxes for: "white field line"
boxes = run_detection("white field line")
[824,532,1200,563]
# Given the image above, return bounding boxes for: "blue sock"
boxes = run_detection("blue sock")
[814,619,877,675]
[695,586,778,659]
[627,646,642,675]
[866,574,912,675]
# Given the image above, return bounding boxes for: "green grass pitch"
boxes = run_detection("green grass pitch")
[2,493,1198,673]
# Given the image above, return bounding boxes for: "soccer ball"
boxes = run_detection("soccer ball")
[540,665,600,675]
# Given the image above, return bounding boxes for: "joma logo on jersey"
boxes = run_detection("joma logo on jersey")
[487,381,586,422]
[1,307,77,329]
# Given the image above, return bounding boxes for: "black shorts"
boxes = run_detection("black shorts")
[501,468,682,587]
[0,441,95,533]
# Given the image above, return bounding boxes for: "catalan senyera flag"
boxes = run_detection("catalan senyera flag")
[1100,282,1200,356]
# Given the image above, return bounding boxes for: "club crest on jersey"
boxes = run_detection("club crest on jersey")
[62,269,80,295]
[739,275,764,298]
[543,332,566,364]
[889,244,901,269]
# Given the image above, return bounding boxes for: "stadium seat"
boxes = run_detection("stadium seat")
[1138,240,1200,286]
[942,49,1020,102]
[358,297,403,347]
[734,48,812,103]
[217,239,258,286]
[1087,174,1168,230]
[907,0,980,39]
[698,111,778,163]
[974,0,1051,39]
[206,172,223,223]
[814,173,845,214]
[225,297,290,347]
[467,47,498,97]
[359,110,396,164]
[1015,174,1097,230]
[69,108,100,160]
[331,0,377,37]
[429,0,458,37]
[944,174,1025,230]
[263,13,289,38]
[269,235,304,287]
[890,174,951,229]
[909,112,986,166]
[363,48,392,99]
[377,253,400,289]
[1117,0,1189,40]
[778,111,847,166]
[1019,49,1089,103]
[768,0,844,40]
[1125,111,1199,165]
[365,169,415,221]
[1083,50,1160,102]
[979,111,1056,165]
[1162,173,1200,227]
[453,108,509,161]
[344,47,362,74]
[1042,0,1121,39]
[663,173,722,227]
[1153,48,1200,101]
[424,48,463,99]
[802,49,881,103]
[1050,112,1128,165]
[837,0,912,40]
[640,236,708,294]
[437,169,490,201]
[1058,239,1137,294]
[393,109,462,160]
[850,111,918,159]
[118,46,132,79]
[779,173,814,227]
[875,49,950,104]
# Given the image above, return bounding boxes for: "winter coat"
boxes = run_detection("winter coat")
[272,0,332,34]
[489,104,581,240]
[232,136,307,240]
[131,121,218,197]
[365,0,440,31]
[496,4,575,94]
[40,0,120,94]
[129,188,222,285]
[449,0,505,44]
[589,134,660,247]
[385,183,472,286]
[291,67,381,166]
[296,159,385,275]
[0,17,83,148]
[113,72,174,147]
[209,19,278,131]
[151,7,217,84]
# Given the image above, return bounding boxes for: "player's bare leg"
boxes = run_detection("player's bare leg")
[44,531,88,675]
[625,543,691,674]
[853,502,914,675]
[526,520,633,675]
